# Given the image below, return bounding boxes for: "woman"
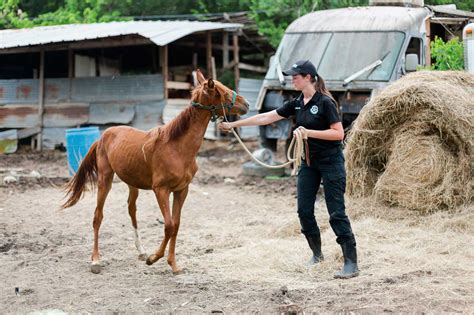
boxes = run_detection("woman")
[218,60,359,279]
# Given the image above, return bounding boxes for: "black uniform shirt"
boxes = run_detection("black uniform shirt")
[276,92,341,153]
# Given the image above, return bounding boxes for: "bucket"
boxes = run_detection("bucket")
[66,126,100,175]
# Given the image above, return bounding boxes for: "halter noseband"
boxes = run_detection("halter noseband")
[191,90,238,122]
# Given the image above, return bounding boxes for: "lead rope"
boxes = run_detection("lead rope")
[221,106,306,176]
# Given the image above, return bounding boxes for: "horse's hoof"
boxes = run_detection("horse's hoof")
[146,256,154,266]
[172,268,184,275]
[138,253,148,261]
[91,263,101,274]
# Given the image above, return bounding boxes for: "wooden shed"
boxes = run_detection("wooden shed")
[0,20,243,151]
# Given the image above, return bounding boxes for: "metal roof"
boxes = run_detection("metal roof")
[0,20,243,50]
[286,6,431,33]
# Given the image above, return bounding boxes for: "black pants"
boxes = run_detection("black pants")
[297,152,355,244]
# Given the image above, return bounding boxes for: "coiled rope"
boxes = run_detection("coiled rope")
[221,108,307,176]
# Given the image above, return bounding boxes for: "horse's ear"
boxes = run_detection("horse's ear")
[208,79,215,90]
[196,69,206,84]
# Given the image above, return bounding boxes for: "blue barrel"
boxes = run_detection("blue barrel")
[66,126,100,175]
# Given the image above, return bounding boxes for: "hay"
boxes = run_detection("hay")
[345,71,474,212]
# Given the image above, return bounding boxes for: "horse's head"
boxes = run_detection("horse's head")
[191,69,249,121]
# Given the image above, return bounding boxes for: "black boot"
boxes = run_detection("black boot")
[334,239,359,279]
[305,234,324,265]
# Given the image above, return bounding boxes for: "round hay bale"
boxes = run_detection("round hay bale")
[345,71,474,212]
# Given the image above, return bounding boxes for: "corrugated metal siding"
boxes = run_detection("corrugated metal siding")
[131,101,166,131]
[238,78,263,139]
[0,21,242,50]
[0,74,164,104]
[71,75,164,102]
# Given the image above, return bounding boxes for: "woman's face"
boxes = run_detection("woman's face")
[292,74,311,91]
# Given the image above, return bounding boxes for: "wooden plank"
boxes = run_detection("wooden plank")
[18,127,41,139]
[161,45,168,99]
[38,50,45,150]
[223,32,229,68]
[238,62,267,73]
[233,34,240,92]
[167,81,192,90]
[426,18,431,67]
[206,32,212,78]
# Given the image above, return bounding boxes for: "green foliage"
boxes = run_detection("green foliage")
[430,36,464,70]
[425,0,474,11]
[248,0,369,48]
[0,0,33,29]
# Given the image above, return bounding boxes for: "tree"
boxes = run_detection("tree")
[0,0,33,29]
[430,36,464,70]
[248,0,368,47]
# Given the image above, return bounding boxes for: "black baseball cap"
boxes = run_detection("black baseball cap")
[282,60,318,77]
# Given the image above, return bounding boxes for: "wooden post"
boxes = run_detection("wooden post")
[425,18,431,67]
[206,31,212,78]
[192,53,198,71]
[222,31,229,68]
[37,50,45,151]
[233,33,240,92]
[68,48,73,100]
[161,45,168,99]
[211,57,217,80]
[152,46,158,73]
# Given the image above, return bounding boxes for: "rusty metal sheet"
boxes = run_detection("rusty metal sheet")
[0,103,89,128]
[0,105,38,128]
[131,101,166,131]
[43,103,89,127]
[88,103,135,124]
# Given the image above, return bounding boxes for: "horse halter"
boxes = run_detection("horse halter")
[191,90,238,122]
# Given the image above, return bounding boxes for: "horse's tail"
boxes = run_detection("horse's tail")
[61,141,99,209]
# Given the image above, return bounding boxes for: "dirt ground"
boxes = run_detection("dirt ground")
[1,140,473,314]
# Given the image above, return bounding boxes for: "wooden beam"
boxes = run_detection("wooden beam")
[18,127,41,139]
[37,50,45,151]
[233,34,240,92]
[161,45,168,99]
[238,62,267,73]
[68,49,73,100]
[152,46,158,73]
[211,57,217,80]
[167,81,192,90]
[223,32,229,68]
[192,53,198,71]
[173,41,235,51]
[206,31,212,78]
[426,18,431,67]
[224,60,237,70]
[0,36,153,55]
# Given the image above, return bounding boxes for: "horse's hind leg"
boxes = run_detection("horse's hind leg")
[127,185,147,261]
[90,158,114,274]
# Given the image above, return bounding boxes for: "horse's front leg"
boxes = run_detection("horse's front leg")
[167,186,189,274]
[146,187,173,266]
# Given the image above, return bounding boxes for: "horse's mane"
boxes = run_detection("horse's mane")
[144,81,228,151]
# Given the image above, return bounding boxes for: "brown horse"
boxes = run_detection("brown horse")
[62,70,249,274]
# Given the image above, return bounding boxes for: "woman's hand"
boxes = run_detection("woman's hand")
[293,126,308,139]
[218,122,234,132]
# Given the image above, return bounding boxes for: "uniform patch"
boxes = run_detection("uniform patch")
[295,107,301,110]
[310,105,319,115]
